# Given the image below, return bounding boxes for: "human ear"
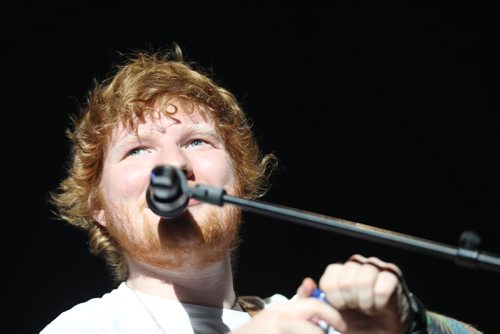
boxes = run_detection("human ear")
[89,189,106,227]
[92,208,107,227]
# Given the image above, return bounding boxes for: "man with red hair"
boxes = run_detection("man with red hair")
[41,45,481,334]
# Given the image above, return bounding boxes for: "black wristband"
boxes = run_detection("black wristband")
[405,292,428,334]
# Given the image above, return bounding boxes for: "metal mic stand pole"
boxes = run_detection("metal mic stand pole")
[188,183,500,274]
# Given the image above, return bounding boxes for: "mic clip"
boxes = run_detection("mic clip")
[146,165,189,218]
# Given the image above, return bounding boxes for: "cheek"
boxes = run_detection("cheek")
[102,167,151,202]
[220,158,237,187]
[193,154,236,188]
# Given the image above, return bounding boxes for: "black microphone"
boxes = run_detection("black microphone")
[146,165,189,218]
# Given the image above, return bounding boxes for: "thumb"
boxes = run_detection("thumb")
[296,277,317,299]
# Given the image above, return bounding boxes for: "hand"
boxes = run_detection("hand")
[305,254,412,334]
[231,297,344,334]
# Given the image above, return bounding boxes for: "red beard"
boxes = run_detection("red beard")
[105,203,241,272]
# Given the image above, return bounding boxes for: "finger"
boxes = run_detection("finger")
[269,298,347,332]
[302,299,347,332]
[368,256,403,277]
[348,253,369,265]
[355,261,379,314]
[373,270,400,310]
[244,307,328,334]
[319,263,347,309]
[280,318,330,334]
[337,260,363,309]
[351,254,403,278]
[296,277,317,299]
[347,254,405,313]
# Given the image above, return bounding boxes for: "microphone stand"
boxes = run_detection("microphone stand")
[188,183,500,274]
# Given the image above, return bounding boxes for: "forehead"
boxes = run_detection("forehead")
[117,100,216,135]
[135,110,213,134]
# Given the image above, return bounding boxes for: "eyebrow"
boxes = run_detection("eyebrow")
[183,123,219,137]
[111,122,220,149]
[107,135,146,159]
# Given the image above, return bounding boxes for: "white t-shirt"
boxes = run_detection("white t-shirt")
[40,282,340,333]
[40,282,284,334]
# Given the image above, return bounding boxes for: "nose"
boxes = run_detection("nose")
[157,145,194,181]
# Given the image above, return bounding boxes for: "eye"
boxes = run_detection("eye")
[185,138,208,148]
[125,146,150,157]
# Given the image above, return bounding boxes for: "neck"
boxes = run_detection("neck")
[126,254,238,309]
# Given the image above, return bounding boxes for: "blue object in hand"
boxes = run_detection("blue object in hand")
[310,288,331,333]
[311,288,328,303]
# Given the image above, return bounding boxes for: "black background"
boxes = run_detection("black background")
[3,2,499,333]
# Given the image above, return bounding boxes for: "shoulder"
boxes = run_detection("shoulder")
[40,283,135,334]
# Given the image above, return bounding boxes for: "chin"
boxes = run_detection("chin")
[186,203,213,219]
